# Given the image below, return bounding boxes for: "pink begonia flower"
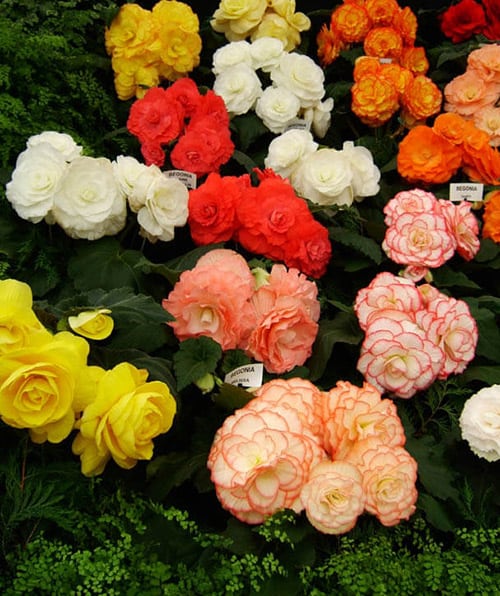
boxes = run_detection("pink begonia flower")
[417,293,478,379]
[249,377,325,445]
[354,271,423,331]
[300,460,366,534]
[245,265,320,373]
[438,199,480,261]
[357,316,444,398]
[383,188,439,227]
[382,211,456,268]
[162,249,257,350]
[207,404,326,524]
[345,437,418,526]
[400,265,430,283]
[322,381,406,459]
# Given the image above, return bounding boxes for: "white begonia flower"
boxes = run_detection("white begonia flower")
[342,141,381,199]
[27,131,82,162]
[459,385,500,462]
[303,97,334,139]
[52,155,127,240]
[213,64,263,116]
[255,85,301,133]
[264,129,318,179]
[270,52,325,108]
[113,156,153,209]
[249,36,285,72]
[212,40,253,75]
[292,148,354,207]
[5,143,68,223]
[125,163,163,213]
[137,173,189,242]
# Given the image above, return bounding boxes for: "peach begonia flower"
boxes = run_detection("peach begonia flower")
[399,46,429,77]
[351,74,399,127]
[345,437,418,526]
[474,106,500,147]
[162,249,257,351]
[417,294,478,379]
[364,0,399,26]
[207,403,326,524]
[332,2,372,44]
[357,316,444,398]
[467,44,500,84]
[397,125,463,184]
[382,210,456,268]
[392,6,418,46]
[321,380,406,459]
[363,26,403,61]
[444,69,500,118]
[300,460,366,535]
[438,199,480,261]
[353,270,423,332]
[401,75,442,123]
[483,189,500,242]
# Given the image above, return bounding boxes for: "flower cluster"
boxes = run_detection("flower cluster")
[397,112,500,186]
[6,131,190,243]
[0,279,177,476]
[212,37,333,137]
[264,130,380,207]
[459,384,500,462]
[483,189,500,242]
[439,0,500,43]
[382,188,480,279]
[354,272,478,398]
[127,77,234,176]
[162,249,320,374]
[443,44,500,147]
[318,0,440,128]
[210,0,310,51]
[187,169,332,278]
[105,0,202,100]
[208,377,418,531]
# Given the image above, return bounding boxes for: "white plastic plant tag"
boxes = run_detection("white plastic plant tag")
[449,182,484,202]
[224,363,264,388]
[165,169,197,190]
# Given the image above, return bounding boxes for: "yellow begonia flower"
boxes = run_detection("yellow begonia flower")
[0,331,92,444]
[68,309,114,340]
[0,278,52,355]
[72,362,177,476]
[211,0,268,39]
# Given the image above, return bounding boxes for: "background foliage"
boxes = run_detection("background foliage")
[1,0,499,593]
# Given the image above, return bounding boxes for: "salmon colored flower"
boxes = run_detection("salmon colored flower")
[401,75,442,123]
[483,190,500,242]
[351,74,399,127]
[300,460,365,535]
[363,26,403,61]
[438,200,480,261]
[332,3,371,44]
[399,46,429,77]
[444,69,500,118]
[467,44,500,83]
[474,106,500,147]
[397,125,463,184]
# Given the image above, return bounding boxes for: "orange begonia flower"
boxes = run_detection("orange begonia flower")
[400,46,429,76]
[363,26,403,61]
[483,190,500,241]
[432,112,469,145]
[401,75,442,122]
[332,3,372,44]
[397,125,462,184]
[353,56,382,82]
[351,73,400,127]
[365,0,400,26]
[392,6,418,46]
[317,24,345,66]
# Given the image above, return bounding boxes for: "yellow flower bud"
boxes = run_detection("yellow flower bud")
[68,309,114,340]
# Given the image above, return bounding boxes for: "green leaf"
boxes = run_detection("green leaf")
[212,382,254,411]
[432,266,480,290]
[329,226,383,264]
[418,494,456,533]
[464,299,500,363]
[460,365,500,385]
[173,337,222,391]
[230,113,270,152]
[146,451,209,500]
[67,238,144,291]
[307,311,363,381]
[474,238,500,263]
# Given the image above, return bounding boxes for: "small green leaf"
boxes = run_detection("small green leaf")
[432,266,480,290]
[460,365,500,385]
[173,337,222,391]
[330,226,383,264]
[212,383,254,411]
